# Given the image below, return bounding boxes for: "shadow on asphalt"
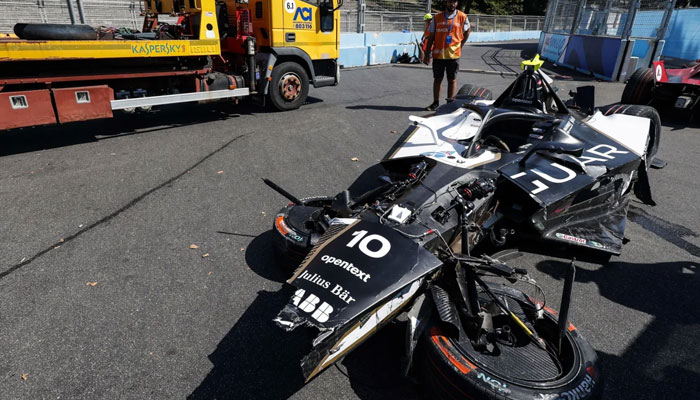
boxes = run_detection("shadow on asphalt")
[341,322,422,400]
[586,101,699,130]
[186,286,312,400]
[346,104,426,112]
[629,206,700,258]
[0,95,334,157]
[535,259,700,399]
[0,101,257,157]
[198,230,423,400]
[188,230,310,399]
[244,229,294,283]
[652,108,700,129]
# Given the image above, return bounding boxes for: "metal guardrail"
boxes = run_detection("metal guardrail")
[341,10,544,33]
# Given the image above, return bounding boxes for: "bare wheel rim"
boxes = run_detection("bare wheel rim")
[279,72,302,101]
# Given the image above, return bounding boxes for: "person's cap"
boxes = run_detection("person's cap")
[424,13,433,21]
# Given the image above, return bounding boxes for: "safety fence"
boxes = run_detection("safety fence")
[0,0,142,32]
[340,10,544,33]
[538,0,699,82]
[543,0,673,38]
[1,0,545,35]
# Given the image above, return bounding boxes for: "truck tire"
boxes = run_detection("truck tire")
[456,84,493,100]
[420,284,602,400]
[604,104,661,164]
[621,67,654,105]
[269,62,309,111]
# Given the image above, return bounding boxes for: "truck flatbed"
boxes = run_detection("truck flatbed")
[0,38,221,61]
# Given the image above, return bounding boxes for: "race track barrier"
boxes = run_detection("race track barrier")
[539,6,700,81]
[539,33,624,80]
[339,30,542,68]
[661,8,700,62]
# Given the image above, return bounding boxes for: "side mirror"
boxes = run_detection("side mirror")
[320,1,334,32]
[332,190,353,217]
[567,85,595,115]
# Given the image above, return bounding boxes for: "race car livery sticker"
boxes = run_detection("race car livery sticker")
[284,0,296,13]
[500,119,640,206]
[284,220,441,328]
[535,372,596,400]
[556,232,586,245]
[292,2,313,30]
[653,60,668,83]
[555,233,608,250]
[477,372,510,394]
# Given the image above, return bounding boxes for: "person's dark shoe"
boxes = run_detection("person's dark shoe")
[425,100,439,111]
[446,98,455,103]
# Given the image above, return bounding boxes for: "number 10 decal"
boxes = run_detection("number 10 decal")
[346,230,391,258]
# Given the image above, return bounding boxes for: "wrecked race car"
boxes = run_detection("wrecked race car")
[264,58,660,399]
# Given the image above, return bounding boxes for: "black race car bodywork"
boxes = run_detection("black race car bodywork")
[269,66,656,393]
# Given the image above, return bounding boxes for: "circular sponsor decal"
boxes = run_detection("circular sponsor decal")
[655,64,663,81]
[285,0,296,13]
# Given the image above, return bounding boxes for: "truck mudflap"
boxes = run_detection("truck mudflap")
[274,219,442,381]
[255,52,276,96]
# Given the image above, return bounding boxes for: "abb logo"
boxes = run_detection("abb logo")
[292,288,333,323]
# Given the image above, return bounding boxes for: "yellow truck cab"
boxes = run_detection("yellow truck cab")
[0,0,342,131]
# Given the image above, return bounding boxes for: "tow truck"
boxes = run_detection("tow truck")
[0,0,342,131]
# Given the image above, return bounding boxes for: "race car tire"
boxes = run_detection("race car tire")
[604,104,661,164]
[621,67,654,105]
[456,84,493,100]
[420,284,602,400]
[269,61,310,111]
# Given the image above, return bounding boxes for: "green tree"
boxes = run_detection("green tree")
[432,0,548,15]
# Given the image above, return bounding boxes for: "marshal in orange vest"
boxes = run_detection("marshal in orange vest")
[431,11,469,60]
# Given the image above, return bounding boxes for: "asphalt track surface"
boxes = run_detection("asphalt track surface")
[1,47,699,399]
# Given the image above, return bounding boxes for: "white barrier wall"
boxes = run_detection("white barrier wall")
[339,31,542,68]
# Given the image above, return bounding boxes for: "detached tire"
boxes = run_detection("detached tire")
[621,67,654,105]
[604,104,661,164]
[420,284,602,400]
[456,84,493,100]
[269,62,310,111]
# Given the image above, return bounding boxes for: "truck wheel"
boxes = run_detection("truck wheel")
[621,67,654,105]
[269,62,309,111]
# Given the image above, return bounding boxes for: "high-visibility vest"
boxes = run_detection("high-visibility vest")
[431,11,468,60]
[421,23,432,53]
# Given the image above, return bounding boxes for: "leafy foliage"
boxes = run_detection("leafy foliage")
[431,0,548,15]
[675,0,700,7]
